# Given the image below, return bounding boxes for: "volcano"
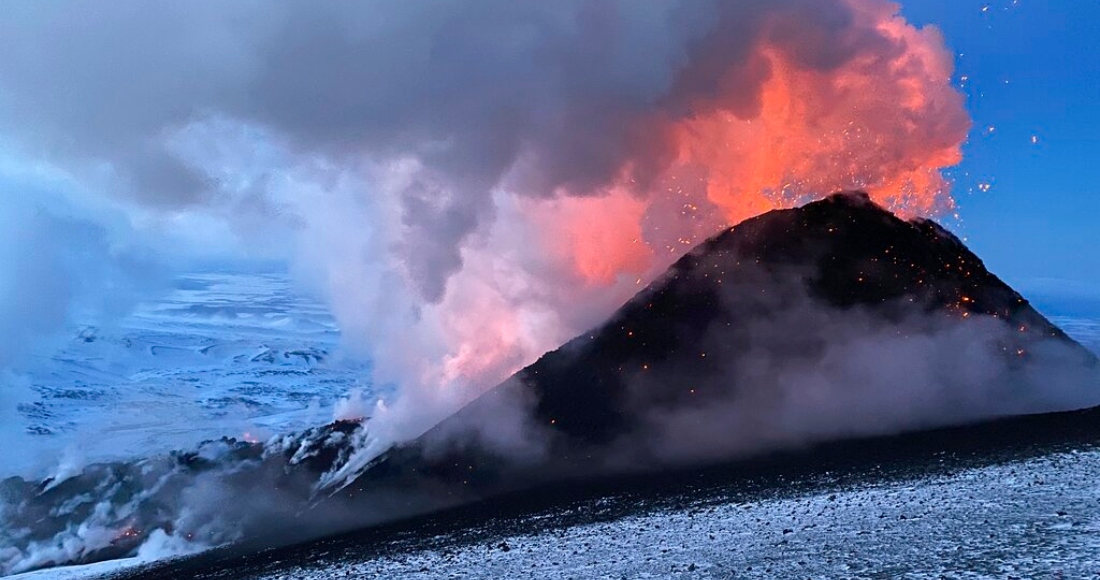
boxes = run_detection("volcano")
[4,192,1097,576]
[338,191,1096,497]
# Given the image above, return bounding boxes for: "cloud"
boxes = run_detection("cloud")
[0,185,159,369]
[0,171,165,473]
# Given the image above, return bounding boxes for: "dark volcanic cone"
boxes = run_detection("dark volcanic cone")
[345,192,1096,499]
[3,192,1097,576]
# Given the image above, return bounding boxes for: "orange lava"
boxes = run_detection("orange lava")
[546,0,969,284]
[532,189,652,286]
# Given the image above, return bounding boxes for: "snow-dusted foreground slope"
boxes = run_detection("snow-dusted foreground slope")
[100,443,1100,580]
[329,451,1100,579]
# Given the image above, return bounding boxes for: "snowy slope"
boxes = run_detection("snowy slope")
[104,445,1100,579]
[304,449,1100,579]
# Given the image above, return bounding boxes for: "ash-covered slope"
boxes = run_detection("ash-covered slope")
[3,192,1097,576]
[509,191,1085,443]
[350,192,1096,494]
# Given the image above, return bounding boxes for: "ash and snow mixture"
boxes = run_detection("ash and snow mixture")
[56,446,1100,579]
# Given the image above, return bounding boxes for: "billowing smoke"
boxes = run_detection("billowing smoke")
[0,190,146,369]
[0,0,970,448]
[0,175,164,474]
[618,277,1099,468]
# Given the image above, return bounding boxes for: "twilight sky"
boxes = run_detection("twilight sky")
[902,0,1100,306]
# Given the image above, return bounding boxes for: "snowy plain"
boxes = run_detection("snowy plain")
[7,270,372,478]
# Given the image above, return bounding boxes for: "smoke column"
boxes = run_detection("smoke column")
[0,0,970,443]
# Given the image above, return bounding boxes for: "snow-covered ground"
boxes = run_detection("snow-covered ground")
[5,558,142,580]
[9,270,373,477]
[202,448,1100,579]
[13,444,1100,579]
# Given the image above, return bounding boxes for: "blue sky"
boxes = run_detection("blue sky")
[901,0,1100,307]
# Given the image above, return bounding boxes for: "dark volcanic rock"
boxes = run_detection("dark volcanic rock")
[533,192,1085,434]
[349,192,1095,496]
[515,192,1081,441]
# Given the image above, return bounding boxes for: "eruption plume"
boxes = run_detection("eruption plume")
[345,0,972,434]
[0,0,970,443]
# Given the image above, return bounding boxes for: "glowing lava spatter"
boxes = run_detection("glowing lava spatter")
[543,0,969,287]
